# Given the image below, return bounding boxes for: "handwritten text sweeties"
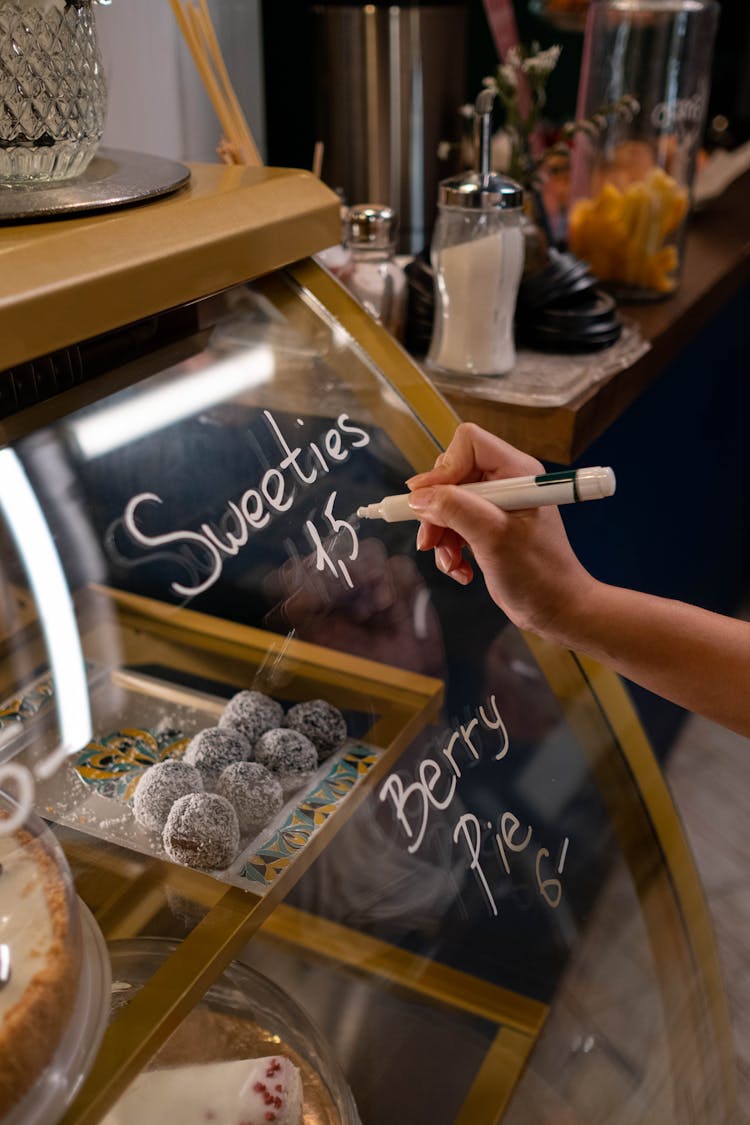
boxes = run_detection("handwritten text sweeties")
[121,410,369,597]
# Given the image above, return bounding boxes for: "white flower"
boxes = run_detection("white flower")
[522,45,562,77]
[491,129,512,174]
[506,45,522,69]
[437,140,452,160]
[498,64,518,90]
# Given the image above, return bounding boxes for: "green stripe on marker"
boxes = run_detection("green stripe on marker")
[534,471,580,502]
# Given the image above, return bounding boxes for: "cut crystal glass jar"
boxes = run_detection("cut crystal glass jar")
[0,0,107,183]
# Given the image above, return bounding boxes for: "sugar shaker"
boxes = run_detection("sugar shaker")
[427,91,524,376]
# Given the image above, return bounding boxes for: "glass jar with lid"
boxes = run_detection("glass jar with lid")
[342,203,407,341]
[426,168,524,377]
[568,0,719,300]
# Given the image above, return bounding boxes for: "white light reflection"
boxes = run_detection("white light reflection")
[0,763,34,834]
[0,449,92,805]
[69,344,275,460]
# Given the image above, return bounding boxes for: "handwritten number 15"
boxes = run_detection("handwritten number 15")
[305,491,359,589]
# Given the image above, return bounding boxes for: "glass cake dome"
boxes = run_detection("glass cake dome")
[0,791,110,1125]
[106,937,361,1125]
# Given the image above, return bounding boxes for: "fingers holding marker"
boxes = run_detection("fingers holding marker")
[415,510,461,553]
[409,481,510,556]
[407,451,461,491]
[409,486,487,586]
[406,423,543,491]
[435,544,473,585]
[416,520,437,552]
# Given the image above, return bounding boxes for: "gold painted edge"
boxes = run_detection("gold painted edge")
[260,903,547,1035]
[88,584,443,704]
[452,1024,542,1125]
[286,259,461,450]
[0,165,341,371]
[575,651,740,1115]
[524,635,738,1119]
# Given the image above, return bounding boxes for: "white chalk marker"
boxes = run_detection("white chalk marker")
[357,468,616,523]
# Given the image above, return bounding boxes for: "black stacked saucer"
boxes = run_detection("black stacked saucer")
[403,246,622,358]
[516,248,622,353]
[404,250,436,357]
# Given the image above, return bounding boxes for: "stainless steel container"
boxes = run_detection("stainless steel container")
[313,2,468,255]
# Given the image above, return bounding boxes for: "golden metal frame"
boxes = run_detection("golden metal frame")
[523,635,738,1121]
[0,227,730,1120]
[0,164,340,372]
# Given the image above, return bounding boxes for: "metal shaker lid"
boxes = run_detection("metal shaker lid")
[439,86,523,210]
[345,203,398,248]
[438,171,523,210]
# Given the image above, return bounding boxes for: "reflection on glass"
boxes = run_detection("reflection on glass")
[0,449,91,826]
[0,271,734,1122]
[68,344,275,460]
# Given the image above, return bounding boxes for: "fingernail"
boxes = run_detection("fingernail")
[407,487,435,512]
[435,545,453,573]
[416,523,429,550]
[452,565,472,586]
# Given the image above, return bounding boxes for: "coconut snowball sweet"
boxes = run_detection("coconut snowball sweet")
[133,759,204,833]
[219,690,284,747]
[284,700,347,760]
[162,792,240,871]
[254,729,318,796]
[216,761,284,836]
[183,726,251,788]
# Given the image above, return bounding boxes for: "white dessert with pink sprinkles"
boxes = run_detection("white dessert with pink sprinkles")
[102,1055,303,1125]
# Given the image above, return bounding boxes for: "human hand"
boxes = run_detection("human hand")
[405,423,596,637]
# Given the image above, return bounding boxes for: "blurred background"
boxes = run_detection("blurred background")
[97,0,750,169]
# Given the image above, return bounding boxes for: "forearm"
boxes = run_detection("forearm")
[403,424,750,738]
[544,581,750,738]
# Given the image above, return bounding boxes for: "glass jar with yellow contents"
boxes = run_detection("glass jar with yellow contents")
[568,0,718,301]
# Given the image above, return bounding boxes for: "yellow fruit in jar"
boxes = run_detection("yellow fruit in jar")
[569,165,687,294]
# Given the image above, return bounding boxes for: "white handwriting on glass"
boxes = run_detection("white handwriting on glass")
[379,693,567,916]
[121,410,369,597]
[304,491,358,588]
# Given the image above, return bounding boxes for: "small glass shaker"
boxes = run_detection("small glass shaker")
[427,92,524,377]
[343,204,407,340]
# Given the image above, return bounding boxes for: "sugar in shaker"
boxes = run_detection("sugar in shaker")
[427,91,524,376]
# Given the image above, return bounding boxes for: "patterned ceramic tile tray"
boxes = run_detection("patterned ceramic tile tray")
[0,665,79,760]
[24,666,382,894]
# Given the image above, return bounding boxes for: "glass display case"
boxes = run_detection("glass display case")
[0,163,738,1125]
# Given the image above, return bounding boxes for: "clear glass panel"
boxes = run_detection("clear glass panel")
[0,269,733,1123]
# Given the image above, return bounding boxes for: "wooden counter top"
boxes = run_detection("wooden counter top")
[434,170,750,465]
